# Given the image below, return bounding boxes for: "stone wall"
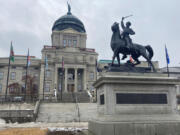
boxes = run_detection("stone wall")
[0,103,36,123]
[36,103,97,123]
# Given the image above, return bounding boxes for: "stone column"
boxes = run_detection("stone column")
[83,68,87,91]
[39,65,45,99]
[74,68,78,92]
[64,68,68,92]
[54,66,58,90]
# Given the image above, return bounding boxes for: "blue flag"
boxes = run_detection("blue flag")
[27,49,31,67]
[165,45,170,64]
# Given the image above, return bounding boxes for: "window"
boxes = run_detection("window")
[89,72,94,80]
[0,84,2,93]
[47,54,51,59]
[45,96,49,100]
[45,83,50,92]
[10,72,16,80]
[63,35,77,47]
[68,40,72,46]
[12,66,16,69]
[0,72,3,80]
[9,87,15,93]
[34,73,38,78]
[90,56,94,61]
[73,40,77,47]
[34,67,39,70]
[63,39,67,46]
[22,72,26,77]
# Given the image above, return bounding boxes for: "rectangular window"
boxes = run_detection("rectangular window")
[73,40,77,47]
[22,72,26,77]
[34,73,38,78]
[45,83,50,92]
[0,84,2,93]
[47,54,51,59]
[0,72,3,80]
[100,94,105,105]
[12,66,16,69]
[34,67,39,70]
[68,40,72,46]
[10,72,16,80]
[63,35,77,47]
[63,39,67,46]
[9,87,15,93]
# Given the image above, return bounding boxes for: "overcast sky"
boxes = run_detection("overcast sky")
[0,0,180,68]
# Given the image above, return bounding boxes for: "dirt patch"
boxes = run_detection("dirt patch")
[0,128,48,135]
[0,128,85,135]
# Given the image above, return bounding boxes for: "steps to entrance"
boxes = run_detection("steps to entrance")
[36,103,97,123]
[58,92,90,103]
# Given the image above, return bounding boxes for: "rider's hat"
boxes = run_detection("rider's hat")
[126,21,131,27]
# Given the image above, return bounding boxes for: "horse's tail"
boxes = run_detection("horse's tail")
[145,45,153,60]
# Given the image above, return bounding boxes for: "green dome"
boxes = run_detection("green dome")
[52,12,86,33]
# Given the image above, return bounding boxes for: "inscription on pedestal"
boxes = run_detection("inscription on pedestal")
[116,93,167,104]
[100,94,104,105]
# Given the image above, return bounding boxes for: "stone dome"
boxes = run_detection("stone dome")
[52,11,86,33]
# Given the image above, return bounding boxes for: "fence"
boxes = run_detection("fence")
[0,92,91,103]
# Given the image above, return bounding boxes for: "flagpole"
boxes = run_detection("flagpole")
[61,57,64,101]
[5,47,11,101]
[167,60,170,77]
[95,59,98,102]
[24,48,29,101]
[43,53,47,100]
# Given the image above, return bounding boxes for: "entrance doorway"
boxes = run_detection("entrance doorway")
[68,84,74,92]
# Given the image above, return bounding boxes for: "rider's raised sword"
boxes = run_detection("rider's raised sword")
[124,14,133,19]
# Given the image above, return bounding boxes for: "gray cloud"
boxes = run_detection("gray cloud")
[0,0,180,67]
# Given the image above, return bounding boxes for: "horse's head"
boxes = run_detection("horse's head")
[111,22,120,33]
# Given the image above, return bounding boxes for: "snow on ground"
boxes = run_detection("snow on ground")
[0,119,6,124]
[0,122,88,131]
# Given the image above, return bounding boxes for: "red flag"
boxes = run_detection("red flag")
[130,56,133,63]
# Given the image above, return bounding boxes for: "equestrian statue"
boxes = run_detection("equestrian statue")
[111,16,156,72]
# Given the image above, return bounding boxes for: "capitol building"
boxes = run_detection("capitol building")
[0,6,161,101]
[0,6,98,101]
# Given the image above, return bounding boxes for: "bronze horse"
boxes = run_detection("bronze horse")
[111,22,156,72]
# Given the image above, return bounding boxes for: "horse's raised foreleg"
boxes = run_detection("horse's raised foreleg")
[133,57,141,66]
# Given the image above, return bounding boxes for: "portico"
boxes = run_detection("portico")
[55,64,87,93]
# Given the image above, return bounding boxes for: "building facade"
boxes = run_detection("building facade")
[0,7,98,100]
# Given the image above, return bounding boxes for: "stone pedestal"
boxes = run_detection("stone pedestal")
[89,72,180,135]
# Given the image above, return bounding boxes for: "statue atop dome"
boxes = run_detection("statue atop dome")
[52,2,86,33]
[67,2,71,15]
